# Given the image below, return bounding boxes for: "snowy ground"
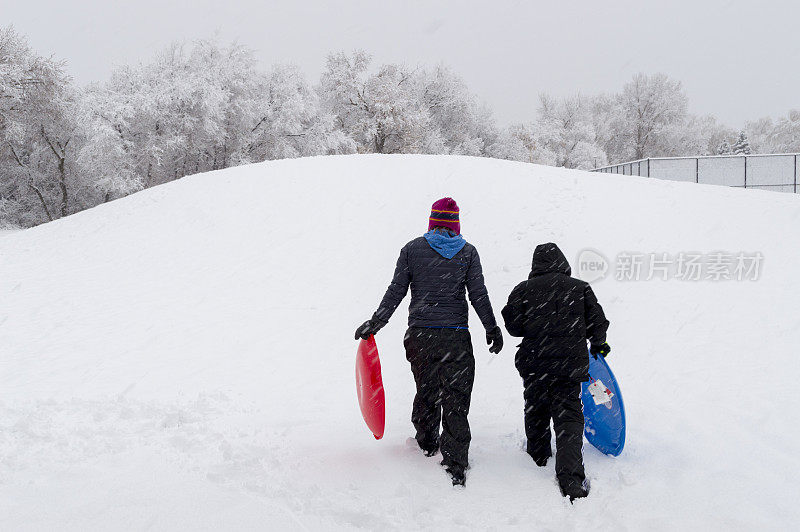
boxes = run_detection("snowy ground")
[1,155,799,530]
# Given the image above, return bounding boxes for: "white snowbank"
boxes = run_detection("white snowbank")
[1,155,798,530]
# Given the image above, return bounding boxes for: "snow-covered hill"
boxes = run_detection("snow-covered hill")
[1,155,799,530]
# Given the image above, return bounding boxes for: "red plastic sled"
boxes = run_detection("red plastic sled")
[356,335,385,439]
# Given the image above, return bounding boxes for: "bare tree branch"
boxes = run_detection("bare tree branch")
[28,182,53,222]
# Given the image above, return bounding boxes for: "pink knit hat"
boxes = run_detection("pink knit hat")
[428,197,460,234]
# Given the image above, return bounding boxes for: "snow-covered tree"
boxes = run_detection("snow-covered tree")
[243,64,354,161]
[732,130,751,155]
[84,40,355,191]
[420,65,497,156]
[490,123,545,164]
[656,114,732,157]
[606,73,689,161]
[587,94,622,163]
[0,26,95,226]
[767,110,800,152]
[717,139,732,155]
[492,95,606,169]
[534,94,607,169]
[73,90,144,203]
[320,51,439,154]
[746,111,800,153]
[319,52,497,155]
[84,40,267,187]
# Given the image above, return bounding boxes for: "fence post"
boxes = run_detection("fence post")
[795,154,797,193]
[696,157,699,184]
[743,155,747,188]
[647,158,650,178]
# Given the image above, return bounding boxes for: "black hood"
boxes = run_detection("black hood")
[529,242,571,277]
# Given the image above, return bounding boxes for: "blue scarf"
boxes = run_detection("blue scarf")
[424,230,466,259]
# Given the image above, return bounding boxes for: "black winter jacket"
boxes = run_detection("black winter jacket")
[501,243,609,381]
[373,236,498,331]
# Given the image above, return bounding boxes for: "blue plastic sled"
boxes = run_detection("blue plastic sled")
[581,354,626,456]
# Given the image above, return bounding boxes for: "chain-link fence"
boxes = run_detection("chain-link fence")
[593,153,799,193]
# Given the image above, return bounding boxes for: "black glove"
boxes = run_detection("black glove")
[590,342,611,359]
[486,326,504,354]
[354,318,386,340]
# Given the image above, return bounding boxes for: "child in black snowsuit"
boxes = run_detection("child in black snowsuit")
[501,242,610,501]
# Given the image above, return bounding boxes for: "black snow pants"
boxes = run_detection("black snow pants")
[522,373,586,493]
[404,327,475,469]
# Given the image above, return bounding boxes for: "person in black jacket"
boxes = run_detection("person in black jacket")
[355,197,503,487]
[501,242,610,501]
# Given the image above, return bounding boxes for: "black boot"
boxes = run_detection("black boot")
[419,441,439,457]
[526,448,551,467]
[445,464,466,487]
[441,460,466,487]
[559,478,590,503]
[532,455,549,467]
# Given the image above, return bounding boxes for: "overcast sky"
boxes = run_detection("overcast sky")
[6,0,798,127]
